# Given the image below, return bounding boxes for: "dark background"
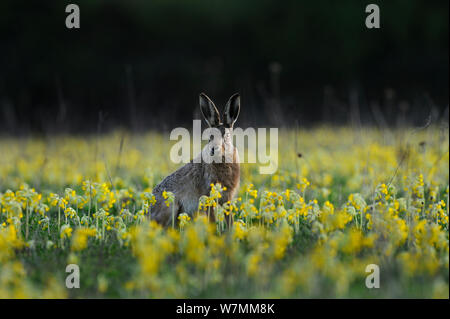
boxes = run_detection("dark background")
[0,0,448,135]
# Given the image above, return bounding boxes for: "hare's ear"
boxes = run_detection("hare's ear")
[224,93,240,127]
[199,93,220,127]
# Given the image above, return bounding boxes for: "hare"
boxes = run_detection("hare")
[151,93,241,227]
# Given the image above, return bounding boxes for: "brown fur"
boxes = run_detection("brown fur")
[151,93,241,227]
[151,150,239,227]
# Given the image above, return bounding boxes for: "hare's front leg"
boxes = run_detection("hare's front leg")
[152,199,180,228]
[197,203,217,224]
[220,191,234,227]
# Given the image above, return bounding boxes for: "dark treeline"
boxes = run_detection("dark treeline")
[0,0,448,135]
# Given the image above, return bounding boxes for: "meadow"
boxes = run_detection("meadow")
[0,126,448,298]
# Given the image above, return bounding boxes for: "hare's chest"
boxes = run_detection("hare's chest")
[207,163,240,192]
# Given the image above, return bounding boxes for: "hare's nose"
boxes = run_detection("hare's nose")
[210,145,221,156]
